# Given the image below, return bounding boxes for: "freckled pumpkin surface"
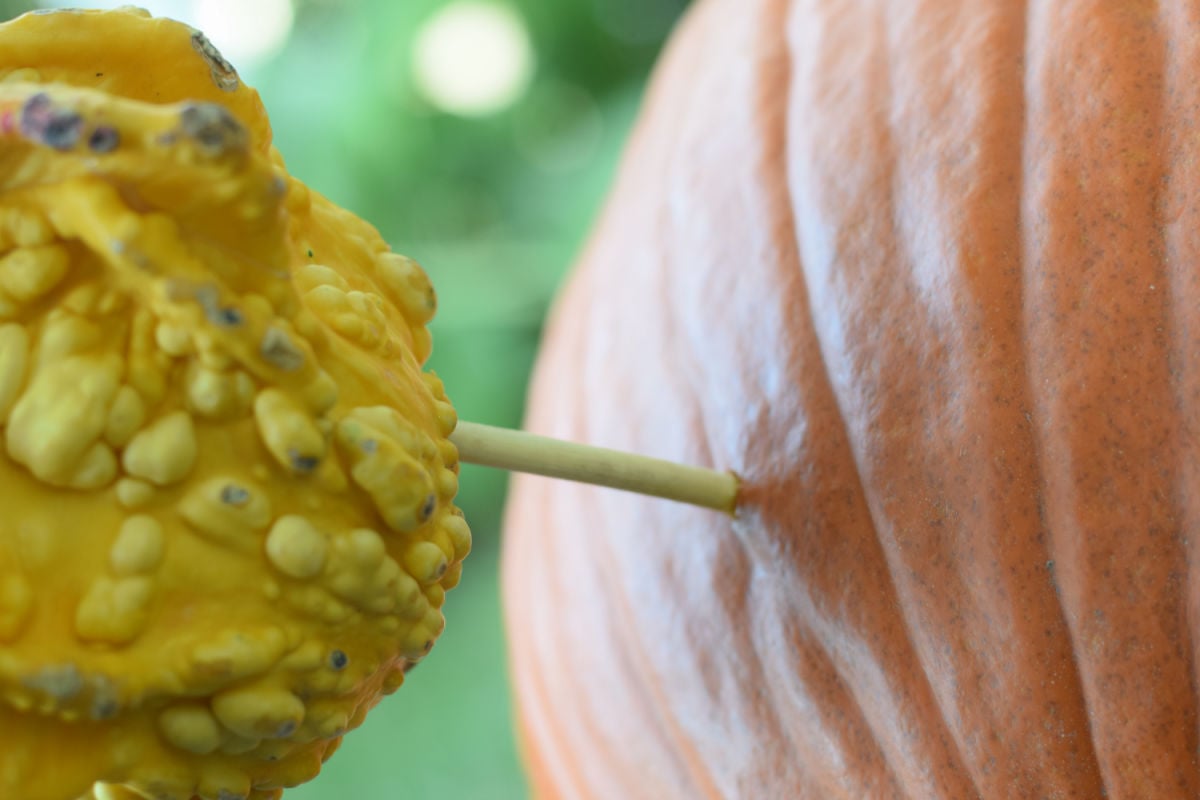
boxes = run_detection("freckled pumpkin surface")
[0,9,469,800]
[504,0,1200,797]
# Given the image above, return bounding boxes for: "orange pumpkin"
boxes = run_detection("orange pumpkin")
[503,0,1200,796]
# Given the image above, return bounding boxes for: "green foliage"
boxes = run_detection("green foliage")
[1,0,686,795]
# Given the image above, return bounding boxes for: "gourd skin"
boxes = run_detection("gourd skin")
[0,9,468,800]
[505,0,1200,797]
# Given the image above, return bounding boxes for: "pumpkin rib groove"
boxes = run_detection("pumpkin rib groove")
[775,600,906,797]
[1011,1,1109,789]
[542,1,835,796]
[506,485,584,798]
[576,361,732,796]
[1155,9,1200,745]
[872,25,967,748]
[761,6,968,795]
[527,472,664,797]
[878,25,994,794]
[752,510,918,795]
[994,1,1117,789]
[868,3,1119,791]
[739,4,854,786]
[585,526,705,798]
[786,5,995,793]
[758,7,892,792]
[1021,1,1200,791]
[502,309,617,799]
[508,259,740,796]
[574,243,751,800]
[787,5,1028,795]
[777,2,1009,794]
[1123,5,1200,786]
[595,528,729,800]
[1159,0,1200,772]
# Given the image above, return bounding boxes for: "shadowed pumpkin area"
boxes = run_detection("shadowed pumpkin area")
[503,0,1200,796]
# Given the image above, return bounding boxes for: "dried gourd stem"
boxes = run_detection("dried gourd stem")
[451,421,740,514]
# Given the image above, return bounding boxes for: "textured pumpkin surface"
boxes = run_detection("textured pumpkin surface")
[504,0,1200,796]
[0,9,469,800]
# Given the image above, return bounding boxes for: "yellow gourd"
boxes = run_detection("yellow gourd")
[0,8,469,800]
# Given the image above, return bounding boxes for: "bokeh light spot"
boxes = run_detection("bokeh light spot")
[413,2,534,117]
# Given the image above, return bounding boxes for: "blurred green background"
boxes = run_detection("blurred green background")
[0,0,687,796]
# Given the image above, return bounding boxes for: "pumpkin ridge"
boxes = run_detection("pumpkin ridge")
[1025,2,1199,791]
[871,1,1120,790]
[504,486,582,798]
[995,0,1109,790]
[601,557,727,800]
[582,504,724,798]
[785,3,996,793]
[1012,0,1107,783]
[737,2,890,791]
[738,0,989,792]
[1158,1,1200,775]
[751,3,947,794]
[771,580,909,797]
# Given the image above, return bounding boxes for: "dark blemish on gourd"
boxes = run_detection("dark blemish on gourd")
[190,284,244,327]
[420,494,436,521]
[288,450,319,473]
[329,650,349,671]
[88,676,120,721]
[307,250,314,258]
[220,484,250,506]
[20,93,83,151]
[88,125,120,153]
[360,439,378,455]
[260,327,305,371]
[178,102,247,157]
[190,29,240,92]
[91,695,118,720]
[210,306,244,326]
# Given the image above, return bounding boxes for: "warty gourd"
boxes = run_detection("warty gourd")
[0,8,469,800]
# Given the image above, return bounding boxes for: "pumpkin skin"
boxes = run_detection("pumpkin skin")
[503,0,1200,796]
